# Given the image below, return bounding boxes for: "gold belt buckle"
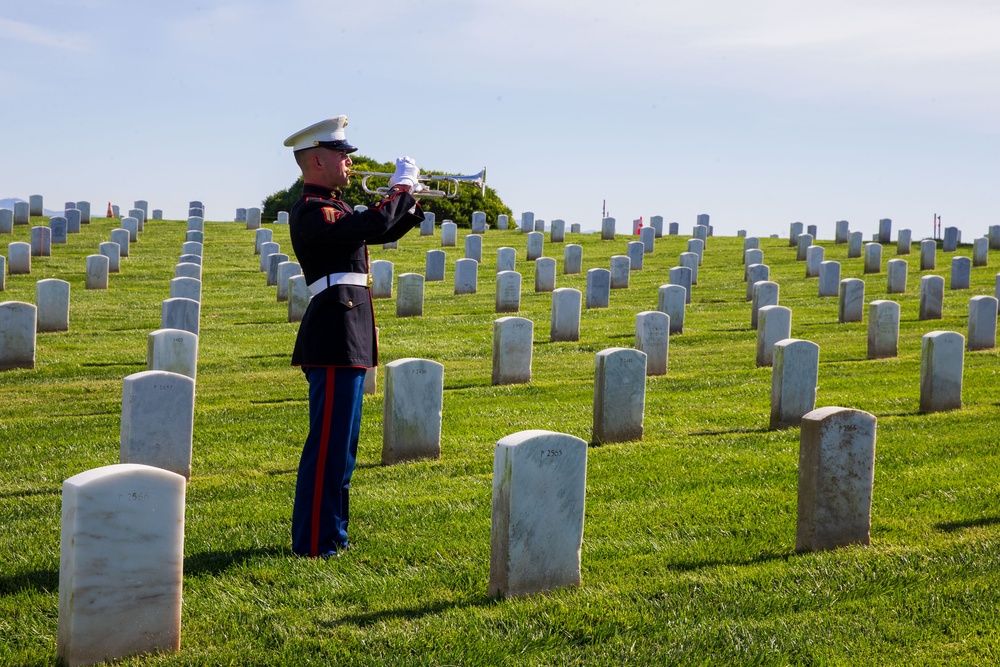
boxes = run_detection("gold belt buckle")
[367,273,373,288]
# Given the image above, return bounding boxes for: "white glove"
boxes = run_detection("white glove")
[388,156,420,189]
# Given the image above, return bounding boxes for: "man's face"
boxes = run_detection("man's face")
[323,148,352,188]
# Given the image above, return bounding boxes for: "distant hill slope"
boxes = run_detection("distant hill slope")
[0,197,65,217]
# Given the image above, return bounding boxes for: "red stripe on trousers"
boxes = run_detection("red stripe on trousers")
[310,367,337,557]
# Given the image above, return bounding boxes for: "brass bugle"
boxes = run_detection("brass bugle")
[350,167,486,199]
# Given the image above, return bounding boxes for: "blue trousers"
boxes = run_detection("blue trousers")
[292,366,366,557]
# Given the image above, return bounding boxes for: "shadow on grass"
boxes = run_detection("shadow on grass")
[662,550,793,572]
[688,426,772,437]
[184,546,290,577]
[935,516,1000,533]
[250,397,301,405]
[0,568,58,596]
[0,486,61,499]
[323,595,498,628]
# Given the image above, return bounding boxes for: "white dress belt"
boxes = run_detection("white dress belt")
[308,272,371,296]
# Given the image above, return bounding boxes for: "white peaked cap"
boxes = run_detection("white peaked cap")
[283,115,357,153]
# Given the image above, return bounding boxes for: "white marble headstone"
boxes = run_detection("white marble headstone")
[796,233,813,261]
[627,241,645,271]
[0,301,36,369]
[175,262,202,281]
[601,217,615,241]
[30,226,51,257]
[36,278,70,332]
[838,278,865,323]
[805,245,824,278]
[471,210,487,234]
[245,207,261,230]
[120,371,195,479]
[370,259,393,299]
[943,226,959,252]
[593,347,646,444]
[649,215,663,237]
[745,263,769,301]
[550,219,565,243]
[920,331,964,412]
[771,339,819,429]
[13,201,29,225]
[28,194,43,216]
[99,241,121,273]
[496,247,516,273]
[259,241,279,271]
[550,288,581,342]
[57,463,185,667]
[865,243,882,273]
[489,430,587,598]
[169,277,202,303]
[161,297,200,335]
[397,273,424,317]
[657,284,685,333]
[492,316,533,385]
[495,270,522,313]
[526,231,544,261]
[867,300,900,359]
[0,208,13,233]
[818,261,840,297]
[276,262,301,302]
[520,211,534,234]
[751,281,779,330]
[757,305,792,367]
[635,311,669,376]
[50,216,68,244]
[454,258,478,295]
[788,221,803,246]
[121,217,139,241]
[611,254,632,289]
[181,241,202,258]
[920,239,936,271]
[967,296,998,351]
[382,358,444,464]
[534,257,556,293]
[288,275,310,323]
[110,228,130,257]
[796,407,876,552]
[421,211,436,236]
[838,223,855,245]
[563,244,582,274]
[425,250,446,282]
[147,328,198,379]
[465,234,483,262]
[919,275,945,320]
[85,254,109,289]
[950,256,971,290]
[973,237,988,267]
[679,252,699,286]
[441,221,457,247]
[585,268,611,309]
[897,228,912,255]
[886,258,908,294]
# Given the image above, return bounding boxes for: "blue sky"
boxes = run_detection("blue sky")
[3,0,999,239]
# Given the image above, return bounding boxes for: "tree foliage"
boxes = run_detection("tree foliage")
[262,155,511,228]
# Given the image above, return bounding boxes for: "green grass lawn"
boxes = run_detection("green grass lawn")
[2,215,1000,666]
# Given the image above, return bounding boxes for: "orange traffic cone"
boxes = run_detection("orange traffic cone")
[106,202,113,218]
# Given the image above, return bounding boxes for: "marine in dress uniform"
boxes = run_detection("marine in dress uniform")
[284,116,424,557]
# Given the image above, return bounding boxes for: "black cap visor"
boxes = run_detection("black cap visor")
[313,139,358,154]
